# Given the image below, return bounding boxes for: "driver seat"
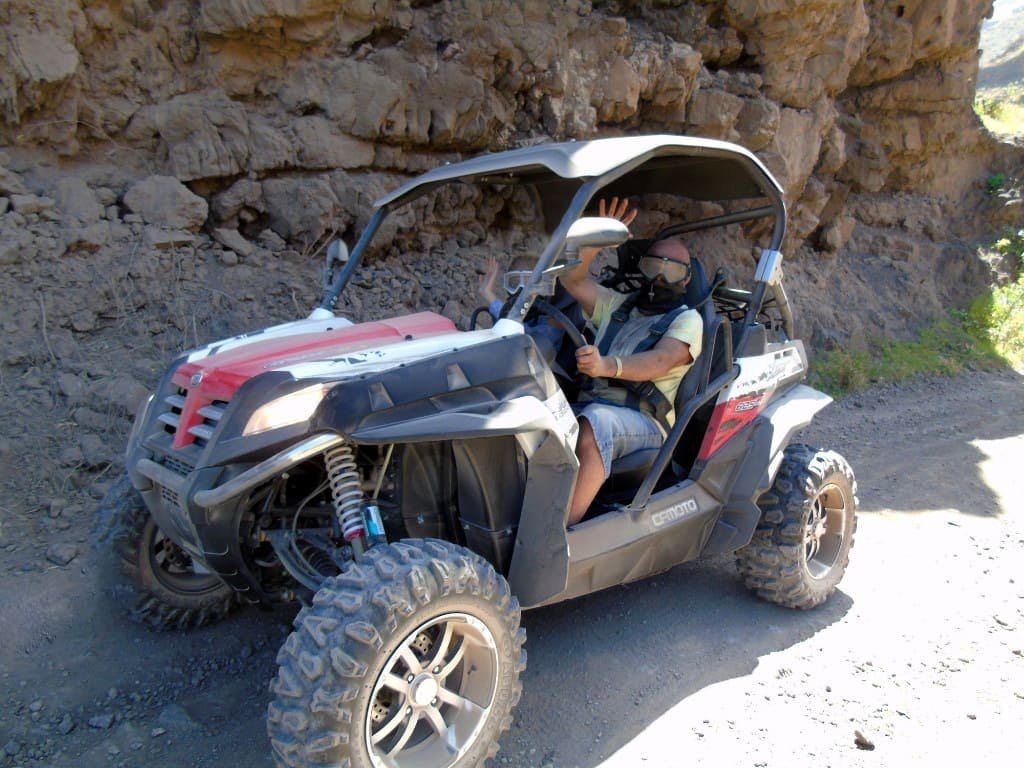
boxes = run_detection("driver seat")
[605,257,721,486]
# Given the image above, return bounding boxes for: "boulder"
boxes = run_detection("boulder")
[90,375,151,416]
[247,114,297,172]
[687,88,744,140]
[1,26,80,122]
[144,227,198,250]
[80,433,112,467]
[126,91,305,181]
[0,228,36,266]
[820,215,857,252]
[10,194,56,215]
[596,58,643,123]
[735,95,780,151]
[0,165,29,196]
[761,105,829,201]
[212,178,264,222]
[643,42,702,123]
[292,117,376,170]
[124,176,208,231]
[724,0,870,109]
[52,177,104,223]
[46,543,79,566]
[211,227,255,257]
[258,229,288,251]
[57,373,87,402]
[63,221,110,253]
[262,176,346,244]
[197,0,399,45]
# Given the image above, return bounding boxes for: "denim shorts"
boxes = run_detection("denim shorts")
[575,403,664,478]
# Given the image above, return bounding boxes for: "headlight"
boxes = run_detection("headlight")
[243,384,330,436]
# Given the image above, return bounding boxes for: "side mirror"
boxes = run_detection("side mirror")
[326,239,349,265]
[564,217,630,254]
[323,239,350,292]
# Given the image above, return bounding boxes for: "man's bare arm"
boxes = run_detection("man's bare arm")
[559,245,601,317]
[559,197,638,318]
[575,336,693,380]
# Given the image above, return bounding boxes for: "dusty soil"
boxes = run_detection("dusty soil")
[1,367,1022,767]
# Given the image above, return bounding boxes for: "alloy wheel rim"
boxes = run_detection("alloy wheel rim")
[366,612,498,768]
[803,482,848,580]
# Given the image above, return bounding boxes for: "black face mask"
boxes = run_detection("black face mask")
[636,276,688,315]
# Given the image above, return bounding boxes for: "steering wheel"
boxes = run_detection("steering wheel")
[532,299,586,348]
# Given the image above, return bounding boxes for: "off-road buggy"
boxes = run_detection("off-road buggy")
[99,135,857,768]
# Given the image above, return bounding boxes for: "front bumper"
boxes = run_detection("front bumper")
[131,432,345,565]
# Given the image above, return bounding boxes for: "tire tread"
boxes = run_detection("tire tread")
[736,444,858,609]
[268,538,525,767]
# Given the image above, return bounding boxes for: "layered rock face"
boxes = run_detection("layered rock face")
[0,0,1021,357]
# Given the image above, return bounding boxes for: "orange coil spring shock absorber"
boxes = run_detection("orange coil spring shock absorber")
[324,443,365,542]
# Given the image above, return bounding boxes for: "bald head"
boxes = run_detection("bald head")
[647,237,690,265]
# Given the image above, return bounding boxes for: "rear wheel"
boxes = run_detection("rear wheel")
[736,444,858,609]
[97,475,235,629]
[268,539,526,768]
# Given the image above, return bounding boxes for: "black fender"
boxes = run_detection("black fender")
[700,384,832,556]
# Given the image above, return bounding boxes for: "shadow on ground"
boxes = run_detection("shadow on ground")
[506,555,852,767]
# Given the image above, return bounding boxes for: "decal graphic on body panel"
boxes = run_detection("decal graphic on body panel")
[543,390,579,447]
[728,346,804,395]
[282,330,493,379]
[273,348,391,370]
[651,498,699,528]
[697,345,806,461]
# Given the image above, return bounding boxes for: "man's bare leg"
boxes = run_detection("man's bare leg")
[568,418,606,526]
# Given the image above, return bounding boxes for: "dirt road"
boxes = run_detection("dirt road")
[1,368,1022,767]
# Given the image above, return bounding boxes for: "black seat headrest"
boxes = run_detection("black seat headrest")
[682,257,710,310]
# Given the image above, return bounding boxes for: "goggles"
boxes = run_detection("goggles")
[502,270,533,294]
[638,254,691,284]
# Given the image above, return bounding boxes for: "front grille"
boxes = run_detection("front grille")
[157,388,186,436]
[153,453,193,509]
[162,455,194,477]
[154,386,229,448]
[190,401,228,447]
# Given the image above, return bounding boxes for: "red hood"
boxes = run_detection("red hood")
[168,312,456,448]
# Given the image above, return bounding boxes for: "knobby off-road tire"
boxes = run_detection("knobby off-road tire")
[96,474,235,630]
[736,444,858,609]
[268,539,526,768]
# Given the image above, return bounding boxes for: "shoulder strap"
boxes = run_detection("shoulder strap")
[632,303,691,355]
[596,293,639,355]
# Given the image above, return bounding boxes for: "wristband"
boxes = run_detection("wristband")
[614,356,623,378]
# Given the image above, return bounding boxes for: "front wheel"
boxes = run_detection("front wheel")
[736,444,858,609]
[96,474,235,629]
[268,539,526,768]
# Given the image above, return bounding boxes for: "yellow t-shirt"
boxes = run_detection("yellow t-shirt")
[586,284,703,427]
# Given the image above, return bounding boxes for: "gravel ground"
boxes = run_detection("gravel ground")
[1,367,1022,767]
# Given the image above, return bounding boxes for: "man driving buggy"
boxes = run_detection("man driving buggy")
[560,198,703,526]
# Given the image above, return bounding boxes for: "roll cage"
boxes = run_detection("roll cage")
[318,136,793,513]
[321,136,788,338]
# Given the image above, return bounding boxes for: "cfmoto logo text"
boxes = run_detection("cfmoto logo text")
[651,498,699,528]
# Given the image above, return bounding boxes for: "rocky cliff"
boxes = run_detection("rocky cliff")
[1,1,1022,473]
